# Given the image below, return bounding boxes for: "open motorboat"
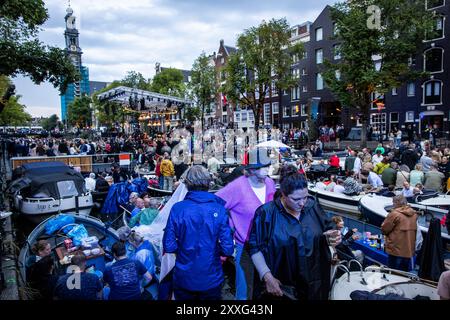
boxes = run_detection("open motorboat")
[8,162,93,221]
[359,193,450,240]
[18,214,119,292]
[330,265,439,300]
[308,184,363,215]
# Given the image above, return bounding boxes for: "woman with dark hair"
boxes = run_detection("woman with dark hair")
[28,255,58,300]
[216,148,277,300]
[163,165,234,300]
[248,166,340,300]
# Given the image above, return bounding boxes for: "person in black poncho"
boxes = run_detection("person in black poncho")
[248,166,341,300]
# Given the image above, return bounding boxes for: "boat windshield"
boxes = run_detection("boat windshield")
[57,180,79,197]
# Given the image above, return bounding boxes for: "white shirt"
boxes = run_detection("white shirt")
[315,182,327,190]
[368,171,383,188]
[207,157,220,174]
[333,185,345,194]
[372,154,383,165]
[251,185,266,204]
[353,157,362,174]
[84,177,96,191]
[402,187,414,198]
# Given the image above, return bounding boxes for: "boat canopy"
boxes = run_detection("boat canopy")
[9,162,86,199]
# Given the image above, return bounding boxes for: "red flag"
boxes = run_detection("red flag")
[221,93,227,105]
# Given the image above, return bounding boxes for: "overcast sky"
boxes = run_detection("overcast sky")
[13,0,337,118]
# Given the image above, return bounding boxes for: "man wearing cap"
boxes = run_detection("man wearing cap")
[216,148,276,300]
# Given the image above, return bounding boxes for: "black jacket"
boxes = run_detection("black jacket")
[418,218,445,282]
[401,149,419,171]
[248,196,333,300]
[95,177,110,193]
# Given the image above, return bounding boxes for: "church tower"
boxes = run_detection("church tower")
[60,5,90,122]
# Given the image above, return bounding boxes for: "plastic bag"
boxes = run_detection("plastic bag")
[67,224,89,246]
[45,215,76,235]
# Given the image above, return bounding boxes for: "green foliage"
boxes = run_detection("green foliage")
[150,68,186,97]
[41,114,59,131]
[121,71,151,90]
[0,75,32,126]
[91,81,125,126]
[321,0,434,146]
[184,106,201,122]
[222,18,304,130]
[67,95,92,128]
[0,0,79,93]
[189,52,216,127]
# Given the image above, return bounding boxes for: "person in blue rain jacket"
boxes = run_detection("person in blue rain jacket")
[163,165,234,300]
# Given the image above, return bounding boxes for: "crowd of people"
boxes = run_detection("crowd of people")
[9,125,450,301]
[313,140,450,197]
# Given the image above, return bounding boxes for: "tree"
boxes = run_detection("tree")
[41,114,59,131]
[121,71,151,90]
[189,52,216,129]
[184,106,201,123]
[92,80,126,127]
[321,0,434,147]
[0,75,32,125]
[222,18,304,131]
[67,95,92,128]
[150,68,186,97]
[0,0,79,93]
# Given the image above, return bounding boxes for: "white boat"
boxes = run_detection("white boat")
[359,193,450,240]
[330,265,439,300]
[8,162,93,220]
[308,184,363,215]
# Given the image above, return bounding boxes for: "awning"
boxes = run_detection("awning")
[420,110,444,117]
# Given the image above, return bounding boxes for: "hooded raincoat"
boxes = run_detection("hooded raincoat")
[381,205,418,258]
[162,191,234,291]
[248,196,333,300]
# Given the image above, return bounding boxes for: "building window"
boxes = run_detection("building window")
[283,90,288,95]
[390,112,399,123]
[335,70,341,81]
[405,111,414,122]
[407,83,415,96]
[374,60,382,72]
[272,102,279,114]
[223,105,227,112]
[426,0,445,9]
[292,105,300,117]
[423,80,442,104]
[333,44,341,60]
[291,86,300,100]
[426,15,445,40]
[302,85,308,92]
[264,103,271,125]
[424,47,444,73]
[300,104,307,116]
[235,113,241,122]
[391,87,398,95]
[316,73,324,90]
[302,51,308,59]
[292,68,300,78]
[241,112,247,123]
[271,81,278,96]
[316,49,323,64]
[370,113,387,135]
[222,115,227,124]
[315,27,323,41]
[292,53,299,64]
[301,68,307,75]
[408,55,416,66]
[283,106,291,118]
[333,22,339,35]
